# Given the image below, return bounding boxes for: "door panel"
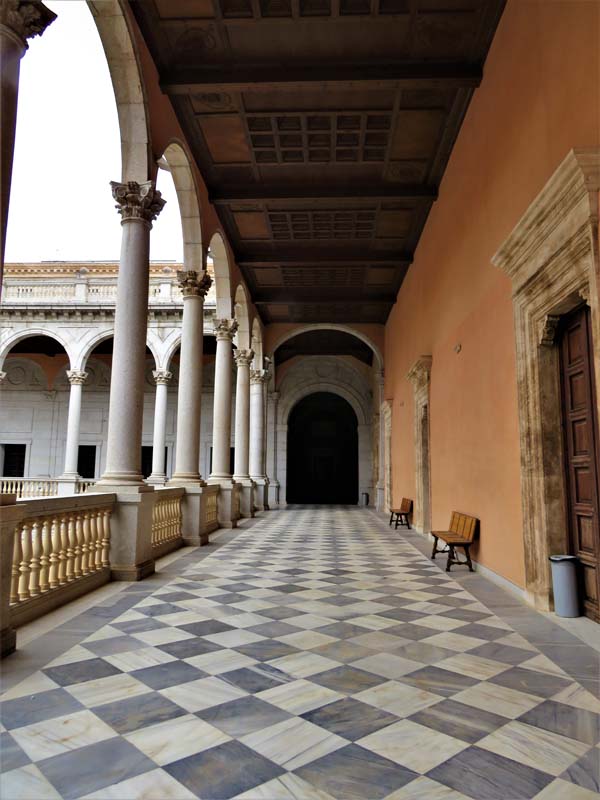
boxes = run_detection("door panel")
[560,305,600,621]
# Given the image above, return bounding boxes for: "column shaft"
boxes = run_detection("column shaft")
[210,319,238,479]
[0,4,56,280]
[172,271,211,482]
[62,371,87,476]
[149,371,171,483]
[100,181,165,485]
[233,350,253,479]
[249,371,266,478]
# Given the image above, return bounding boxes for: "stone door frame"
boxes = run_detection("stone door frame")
[381,400,392,511]
[408,356,432,534]
[493,149,600,610]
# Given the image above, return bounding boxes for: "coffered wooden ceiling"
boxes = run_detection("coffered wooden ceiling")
[130,0,506,324]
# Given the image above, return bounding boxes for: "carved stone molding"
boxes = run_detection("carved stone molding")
[381,400,392,512]
[213,318,238,341]
[177,270,212,298]
[407,356,432,395]
[234,349,254,368]
[0,1,56,48]
[250,369,268,385]
[66,369,87,386]
[152,369,172,385]
[111,181,165,227]
[492,147,600,610]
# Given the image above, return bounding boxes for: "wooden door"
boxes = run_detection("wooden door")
[559,305,600,621]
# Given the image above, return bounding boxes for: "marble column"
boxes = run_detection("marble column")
[59,370,88,491]
[249,367,268,510]
[98,181,164,581]
[233,349,254,517]
[209,318,240,528]
[99,181,164,486]
[171,270,212,483]
[147,369,171,485]
[0,1,55,284]
[267,391,280,507]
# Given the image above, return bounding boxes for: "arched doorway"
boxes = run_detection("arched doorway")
[287,392,358,504]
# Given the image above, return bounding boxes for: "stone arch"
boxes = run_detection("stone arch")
[271,324,383,369]
[280,381,368,426]
[0,329,73,370]
[163,334,183,371]
[87,0,151,182]
[234,283,251,350]
[77,330,159,371]
[208,231,233,318]
[160,141,203,270]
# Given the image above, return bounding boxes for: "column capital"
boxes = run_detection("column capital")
[110,180,165,227]
[66,370,88,386]
[0,1,56,49]
[177,270,212,298]
[268,390,280,403]
[152,369,172,386]
[234,349,254,368]
[214,318,238,342]
[250,369,268,385]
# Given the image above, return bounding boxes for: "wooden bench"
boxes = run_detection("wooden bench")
[431,511,479,572]
[389,498,412,530]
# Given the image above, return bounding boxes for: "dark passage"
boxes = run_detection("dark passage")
[287,392,358,504]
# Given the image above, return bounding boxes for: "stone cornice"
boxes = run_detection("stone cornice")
[0,1,56,48]
[111,181,166,226]
[492,149,600,292]
[3,262,184,277]
[177,270,212,298]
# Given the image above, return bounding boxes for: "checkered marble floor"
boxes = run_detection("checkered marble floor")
[1,507,599,799]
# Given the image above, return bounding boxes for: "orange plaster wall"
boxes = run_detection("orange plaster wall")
[384,0,600,588]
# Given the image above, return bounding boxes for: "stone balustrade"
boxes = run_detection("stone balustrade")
[0,478,60,498]
[7,493,116,628]
[151,486,184,558]
[204,486,219,531]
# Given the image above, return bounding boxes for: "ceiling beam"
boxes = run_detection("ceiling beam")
[211,185,437,204]
[253,292,397,304]
[238,254,413,267]
[162,62,482,94]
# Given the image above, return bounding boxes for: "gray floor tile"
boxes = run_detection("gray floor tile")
[1,688,84,730]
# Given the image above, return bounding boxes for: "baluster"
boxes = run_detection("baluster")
[18,523,32,601]
[94,511,103,569]
[29,519,42,597]
[49,516,60,588]
[67,513,77,581]
[39,517,51,592]
[58,514,69,585]
[81,511,90,575]
[101,509,111,567]
[73,513,83,579]
[88,511,99,571]
[11,523,23,604]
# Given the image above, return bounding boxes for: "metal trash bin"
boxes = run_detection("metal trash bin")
[549,555,580,618]
[361,492,369,507]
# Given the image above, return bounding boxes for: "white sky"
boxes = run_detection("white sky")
[5,0,183,264]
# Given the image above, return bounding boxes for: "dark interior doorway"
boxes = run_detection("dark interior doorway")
[287,392,358,504]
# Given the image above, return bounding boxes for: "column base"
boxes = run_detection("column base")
[233,478,255,518]
[146,474,167,486]
[104,484,156,581]
[251,477,270,511]
[268,481,280,508]
[57,475,79,496]
[208,478,241,528]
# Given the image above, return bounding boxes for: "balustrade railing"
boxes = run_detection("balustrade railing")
[203,486,220,536]
[0,478,59,498]
[9,493,115,626]
[76,480,96,494]
[151,487,184,556]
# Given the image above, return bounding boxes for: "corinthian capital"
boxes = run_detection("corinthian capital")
[213,318,238,341]
[110,181,165,226]
[250,369,268,385]
[177,270,212,298]
[0,1,56,47]
[234,349,254,368]
[152,369,172,386]
[66,370,88,386]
